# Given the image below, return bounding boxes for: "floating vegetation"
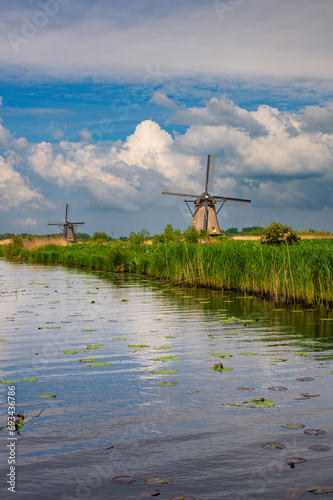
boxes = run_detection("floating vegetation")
[158,381,179,387]
[138,489,161,497]
[164,336,175,338]
[239,352,257,356]
[267,386,288,391]
[154,356,180,361]
[282,423,305,429]
[112,476,137,484]
[296,377,314,381]
[62,350,81,354]
[127,344,150,348]
[223,398,276,408]
[86,344,104,349]
[0,380,18,384]
[262,442,285,450]
[112,338,127,341]
[144,476,173,486]
[300,393,320,398]
[268,358,287,362]
[236,387,254,390]
[152,370,178,375]
[86,362,111,367]
[21,378,38,382]
[212,363,232,372]
[284,457,307,466]
[208,335,218,338]
[81,329,97,332]
[169,496,195,500]
[0,339,6,342]
[308,445,331,452]
[211,353,233,358]
[79,359,97,363]
[304,429,326,436]
[307,486,333,494]
[37,394,56,398]
[153,346,174,350]
[295,352,309,356]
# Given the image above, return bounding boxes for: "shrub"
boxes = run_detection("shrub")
[261,222,300,245]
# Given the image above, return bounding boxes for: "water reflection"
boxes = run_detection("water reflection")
[0,260,332,500]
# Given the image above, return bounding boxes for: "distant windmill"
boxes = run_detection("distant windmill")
[162,155,251,236]
[48,204,84,243]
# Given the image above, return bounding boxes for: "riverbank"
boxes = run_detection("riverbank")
[1,238,333,309]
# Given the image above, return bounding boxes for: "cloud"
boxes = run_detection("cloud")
[51,128,64,140]
[79,128,91,142]
[150,92,180,110]
[0,154,49,210]
[0,0,332,84]
[11,217,39,227]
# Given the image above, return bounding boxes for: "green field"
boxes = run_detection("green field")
[1,238,333,309]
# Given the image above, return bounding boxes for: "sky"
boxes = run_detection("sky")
[0,0,333,238]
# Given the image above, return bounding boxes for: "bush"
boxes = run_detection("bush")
[183,226,200,243]
[91,232,109,243]
[261,222,300,245]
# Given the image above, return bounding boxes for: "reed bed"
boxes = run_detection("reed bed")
[1,239,332,308]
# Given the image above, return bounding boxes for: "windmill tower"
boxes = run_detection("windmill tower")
[162,155,251,236]
[48,204,84,243]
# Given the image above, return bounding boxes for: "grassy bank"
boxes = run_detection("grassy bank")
[1,239,333,309]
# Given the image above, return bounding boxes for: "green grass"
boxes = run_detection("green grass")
[1,239,332,308]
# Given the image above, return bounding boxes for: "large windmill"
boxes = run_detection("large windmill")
[48,204,84,243]
[162,155,251,236]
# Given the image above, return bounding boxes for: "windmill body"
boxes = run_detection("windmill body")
[48,204,84,243]
[162,155,251,236]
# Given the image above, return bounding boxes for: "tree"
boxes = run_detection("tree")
[91,232,109,243]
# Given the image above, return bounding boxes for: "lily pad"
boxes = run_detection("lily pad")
[86,362,112,367]
[21,378,38,382]
[251,398,275,407]
[154,356,180,361]
[127,344,150,348]
[112,476,137,484]
[79,359,97,363]
[153,346,174,350]
[295,352,309,356]
[269,358,287,362]
[164,336,175,339]
[308,445,331,451]
[267,386,288,391]
[262,442,285,450]
[0,380,18,384]
[152,370,178,375]
[0,339,6,342]
[37,394,56,398]
[304,429,326,436]
[236,386,254,390]
[112,338,127,341]
[307,486,333,494]
[145,477,173,486]
[296,377,314,381]
[211,353,233,358]
[300,393,320,397]
[208,335,218,338]
[62,350,80,354]
[282,423,305,429]
[239,352,257,356]
[212,363,232,371]
[158,381,179,387]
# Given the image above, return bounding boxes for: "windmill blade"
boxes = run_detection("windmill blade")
[47,222,65,226]
[65,204,70,222]
[72,222,85,225]
[203,199,209,231]
[213,196,251,204]
[162,187,199,198]
[206,155,216,193]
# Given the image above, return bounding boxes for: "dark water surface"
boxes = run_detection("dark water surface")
[0,260,332,500]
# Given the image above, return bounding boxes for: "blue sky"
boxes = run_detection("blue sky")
[0,0,333,237]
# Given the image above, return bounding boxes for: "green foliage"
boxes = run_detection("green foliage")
[224,227,238,235]
[183,226,200,243]
[76,232,91,241]
[11,236,24,248]
[91,232,109,243]
[261,222,300,245]
[241,226,264,236]
[129,228,151,245]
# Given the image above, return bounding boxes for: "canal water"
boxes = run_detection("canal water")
[0,259,332,500]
